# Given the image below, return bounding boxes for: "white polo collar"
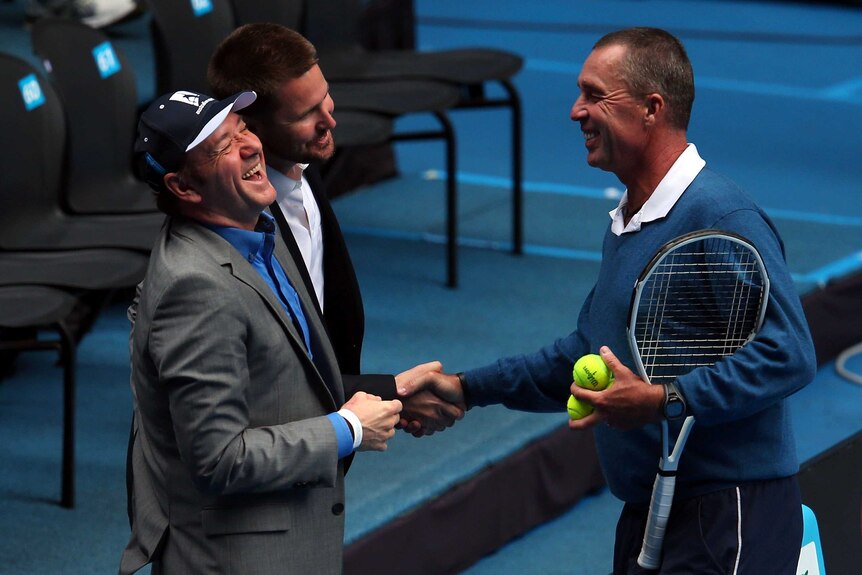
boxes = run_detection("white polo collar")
[609,144,706,235]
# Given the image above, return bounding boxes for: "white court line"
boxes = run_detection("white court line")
[793,250,862,286]
[422,169,862,227]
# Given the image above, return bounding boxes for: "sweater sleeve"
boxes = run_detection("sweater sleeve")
[463,289,595,411]
[676,208,816,426]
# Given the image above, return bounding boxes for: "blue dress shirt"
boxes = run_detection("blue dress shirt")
[207,213,312,356]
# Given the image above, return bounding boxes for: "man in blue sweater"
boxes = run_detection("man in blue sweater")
[399,27,815,574]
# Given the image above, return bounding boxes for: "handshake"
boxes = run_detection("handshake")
[343,361,467,451]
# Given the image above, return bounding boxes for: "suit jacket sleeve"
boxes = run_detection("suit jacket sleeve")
[342,373,397,400]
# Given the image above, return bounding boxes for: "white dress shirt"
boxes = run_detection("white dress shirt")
[268,164,325,312]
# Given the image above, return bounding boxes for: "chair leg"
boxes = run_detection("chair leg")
[433,111,458,288]
[58,324,76,509]
[0,323,77,508]
[455,81,524,257]
[389,113,459,287]
[501,79,524,255]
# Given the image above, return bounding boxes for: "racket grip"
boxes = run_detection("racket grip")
[637,472,677,569]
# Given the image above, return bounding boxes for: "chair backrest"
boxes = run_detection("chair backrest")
[303,0,364,54]
[146,0,236,94]
[229,0,302,30]
[0,52,66,229]
[30,19,154,214]
[303,0,416,54]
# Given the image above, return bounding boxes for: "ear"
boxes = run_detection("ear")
[643,93,665,126]
[163,171,203,204]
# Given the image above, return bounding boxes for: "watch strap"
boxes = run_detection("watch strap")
[663,380,687,420]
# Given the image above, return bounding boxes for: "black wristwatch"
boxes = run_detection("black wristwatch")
[663,381,686,420]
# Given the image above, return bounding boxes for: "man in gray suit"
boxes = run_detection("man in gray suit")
[119,89,402,574]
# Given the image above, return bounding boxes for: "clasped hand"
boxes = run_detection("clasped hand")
[342,391,402,451]
[395,362,466,437]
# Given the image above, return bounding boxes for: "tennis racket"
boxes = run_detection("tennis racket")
[629,229,770,570]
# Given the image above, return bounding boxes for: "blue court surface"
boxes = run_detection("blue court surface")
[0,1,861,574]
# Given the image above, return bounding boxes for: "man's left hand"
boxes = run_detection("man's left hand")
[568,346,664,431]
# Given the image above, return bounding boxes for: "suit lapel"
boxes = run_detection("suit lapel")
[173,219,343,406]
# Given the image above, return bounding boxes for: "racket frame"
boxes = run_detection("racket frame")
[627,229,770,569]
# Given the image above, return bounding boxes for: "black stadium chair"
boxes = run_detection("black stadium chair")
[0,285,82,508]
[0,249,147,290]
[144,0,236,95]
[330,110,394,148]
[227,0,302,31]
[0,53,163,253]
[146,0,467,286]
[0,47,153,512]
[0,245,148,508]
[302,0,525,256]
[30,19,158,215]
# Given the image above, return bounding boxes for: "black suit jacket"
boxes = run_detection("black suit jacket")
[270,165,396,399]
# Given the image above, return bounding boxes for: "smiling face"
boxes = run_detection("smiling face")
[570,44,649,180]
[174,112,276,229]
[246,64,336,174]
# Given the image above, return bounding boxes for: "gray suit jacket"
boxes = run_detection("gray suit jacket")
[120,216,347,575]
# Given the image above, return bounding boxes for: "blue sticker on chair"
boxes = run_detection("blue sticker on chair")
[190,0,213,17]
[92,41,121,79]
[18,74,45,111]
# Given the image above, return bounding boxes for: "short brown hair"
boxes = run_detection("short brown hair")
[594,27,694,131]
[208,23,319,118]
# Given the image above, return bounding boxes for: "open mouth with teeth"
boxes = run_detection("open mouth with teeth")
[242,162,263,181]
[313,131,332,148]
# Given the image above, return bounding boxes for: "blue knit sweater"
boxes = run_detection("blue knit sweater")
[464,168,816,504]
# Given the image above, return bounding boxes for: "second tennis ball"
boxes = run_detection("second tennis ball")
[573,354,613,391]
[567,394,594,420]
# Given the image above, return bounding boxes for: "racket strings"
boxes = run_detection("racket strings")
[634,232,769,571]
[635,237,765,384]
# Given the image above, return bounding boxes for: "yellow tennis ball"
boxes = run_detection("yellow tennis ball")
[567,394,594,420]
[573,354,613,391]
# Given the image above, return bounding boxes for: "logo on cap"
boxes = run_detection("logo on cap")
[169,90,215,115]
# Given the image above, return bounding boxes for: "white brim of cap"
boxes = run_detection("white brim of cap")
[185,91,257,152]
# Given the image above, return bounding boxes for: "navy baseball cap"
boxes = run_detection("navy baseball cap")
[135,89,256,192]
